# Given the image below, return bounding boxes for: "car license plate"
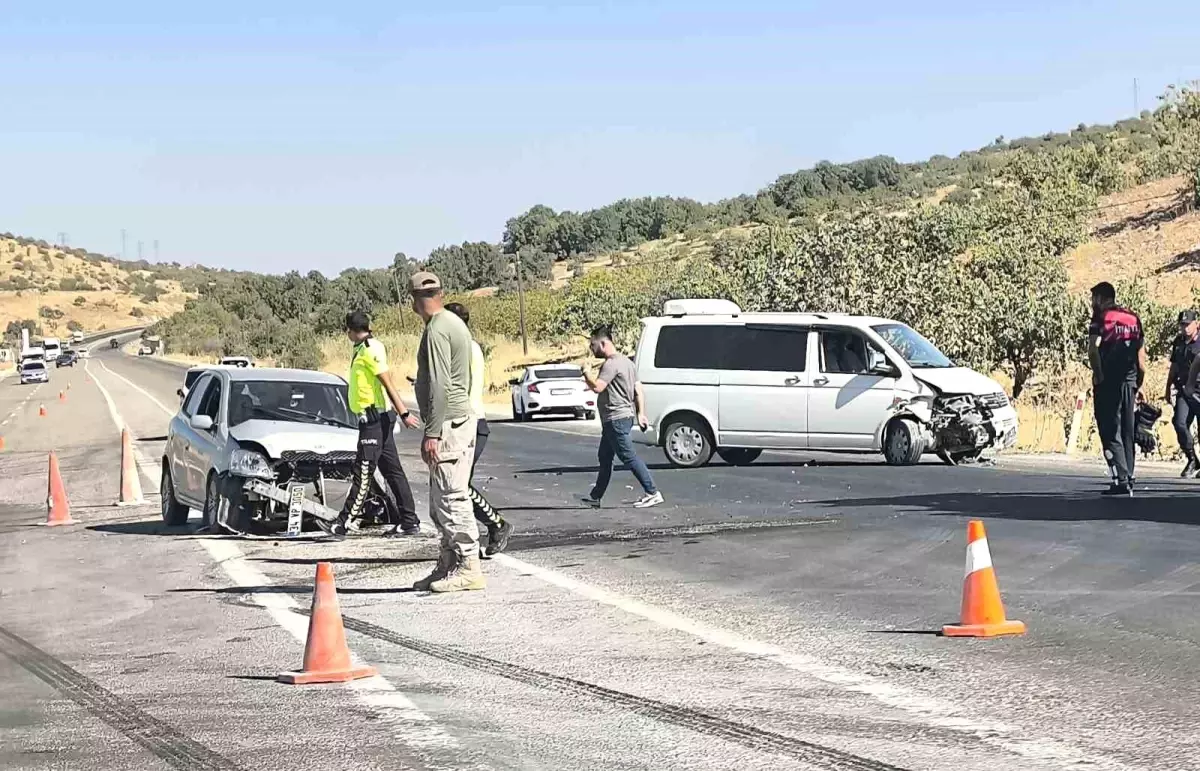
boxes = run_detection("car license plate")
[286,484,305,537]
[551,388,572,396]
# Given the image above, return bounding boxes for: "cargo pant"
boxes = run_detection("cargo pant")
[428,416,479,559]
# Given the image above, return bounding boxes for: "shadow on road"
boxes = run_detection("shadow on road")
[169,585,418,595]
[812,485,1200,526]
[517,459,891,475]
[252,556,429,566]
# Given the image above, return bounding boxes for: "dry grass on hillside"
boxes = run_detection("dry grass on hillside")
[0,237,192,335]
[1064,175,1200,304]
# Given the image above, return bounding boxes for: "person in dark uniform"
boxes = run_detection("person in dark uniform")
[1088,282,1147,496]
[316,311,422,538]
[1165,310,1200,477]
[444,302,513,557]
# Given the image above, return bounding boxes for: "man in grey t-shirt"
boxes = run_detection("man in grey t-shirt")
[581,327,662,509]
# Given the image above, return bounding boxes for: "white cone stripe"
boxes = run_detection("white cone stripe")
[965,537,993,577]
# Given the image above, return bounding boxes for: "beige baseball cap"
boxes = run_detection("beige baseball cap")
[408,271,442,293]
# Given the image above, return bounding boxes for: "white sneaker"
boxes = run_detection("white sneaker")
[633,491,664,508]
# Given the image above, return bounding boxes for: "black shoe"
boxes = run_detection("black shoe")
[1183,459,1200,479]
[1101,483,1133,497]
[486,519,513,557]
[382,525,422,538]
[313,515,347,539]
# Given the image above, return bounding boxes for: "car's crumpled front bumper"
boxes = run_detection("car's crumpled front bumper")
[242,478,339,522]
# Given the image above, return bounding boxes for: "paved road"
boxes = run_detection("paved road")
[1,342,1197,770]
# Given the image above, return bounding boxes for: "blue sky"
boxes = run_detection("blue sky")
[1,1,1196,274]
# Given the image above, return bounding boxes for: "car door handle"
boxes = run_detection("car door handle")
[784,376,802,386]
[812,376,829,386]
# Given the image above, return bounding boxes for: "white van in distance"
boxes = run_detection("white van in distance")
[635,299,1018,468]
[42,337,62,363]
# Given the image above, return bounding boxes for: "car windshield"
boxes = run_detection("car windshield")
[227,380,354,429]
[534,367,583,380]
[871,323,954,368]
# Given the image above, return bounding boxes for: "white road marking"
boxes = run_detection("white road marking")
[0,383,44,428]
[98,360,175,417]
[85,356,460,756]
[494,553,1134,770]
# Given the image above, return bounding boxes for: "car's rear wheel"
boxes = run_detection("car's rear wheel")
[883,418,927,466]
[584,410,596,421]
[716,447,763,466]
[512,397,526,422]
[663,416,714,468]
[160,465,189,526]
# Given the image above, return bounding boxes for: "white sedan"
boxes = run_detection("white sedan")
[510,365,596,422]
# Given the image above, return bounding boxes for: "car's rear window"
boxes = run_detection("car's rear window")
[22,363,45,372]
[653,324,808,372]
[534,367,583,380]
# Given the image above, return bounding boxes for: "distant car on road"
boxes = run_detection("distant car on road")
[109,338,120,350]
[55,351,78,367]
[636,299,1019,468]
[19,360,49,385]
[219,356,254,368]
[510,364,596,421]
[137,344,153,356]
[161,367,367,533]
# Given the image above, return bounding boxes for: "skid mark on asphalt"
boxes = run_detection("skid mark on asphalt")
[512,517,836,551]
[0,624,243,770]
[494,553,1137,770]
[85,358,465,768]
[329,609,910,771]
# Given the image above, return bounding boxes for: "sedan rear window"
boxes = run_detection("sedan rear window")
[21,362,45,372]
[533,367,583,380]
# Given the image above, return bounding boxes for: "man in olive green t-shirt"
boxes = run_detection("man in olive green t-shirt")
[315,310,421,539]
[409,271,483,593]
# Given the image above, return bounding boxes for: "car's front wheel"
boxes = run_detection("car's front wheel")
[883,418,927,466]
[662,416,714,468]
[160,465,189,526]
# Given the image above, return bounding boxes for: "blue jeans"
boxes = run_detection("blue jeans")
[590,417,657,499]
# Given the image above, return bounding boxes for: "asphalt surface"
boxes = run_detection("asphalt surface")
[1,340,1198,770]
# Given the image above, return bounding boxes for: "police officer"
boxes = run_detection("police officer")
[317,310,422,538]
[1088,282,1147,497]
[1166,310,1200,477]
[444,302,513,557]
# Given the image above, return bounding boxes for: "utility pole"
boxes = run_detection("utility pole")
[121,229,127,260]
[1134,78,1140,115]
[57,232,67,248]
[137,241,143,261]
[153,239,159,262]
[514,251,528,356]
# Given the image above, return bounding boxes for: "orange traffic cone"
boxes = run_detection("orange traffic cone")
[943,521,1025,638]
[58,390,66,402]
[279,563,377,685]
[44,452,76,526]
[115,428,144,506]
[0,435,6,452]
[38,405,47,417]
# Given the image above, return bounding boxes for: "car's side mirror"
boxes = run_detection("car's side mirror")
[508,378,520,386]
[177,388,187,400]
[867,350,898,377]
[189,414,215,431]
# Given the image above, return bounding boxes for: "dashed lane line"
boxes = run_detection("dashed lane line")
[0,382,44,428]
[493,553,1136,770]
[83,358,463,764]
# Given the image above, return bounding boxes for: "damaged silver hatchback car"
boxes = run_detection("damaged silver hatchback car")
[161,367,380,533]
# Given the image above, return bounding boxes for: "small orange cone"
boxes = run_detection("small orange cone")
[0,436,6,452]
[115,428,144,506]
[279,563,377,685]
[44,452,76,526]
[38,405,47,417]
[943,521,1025,638]
[58,390,66,402]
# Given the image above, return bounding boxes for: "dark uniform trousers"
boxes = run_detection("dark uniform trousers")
[1094,380,1137,483]
[468,418,503,531]
[341,409,418,531]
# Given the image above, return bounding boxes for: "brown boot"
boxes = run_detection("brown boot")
[413,550,455,591]
[430,554,486,593]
